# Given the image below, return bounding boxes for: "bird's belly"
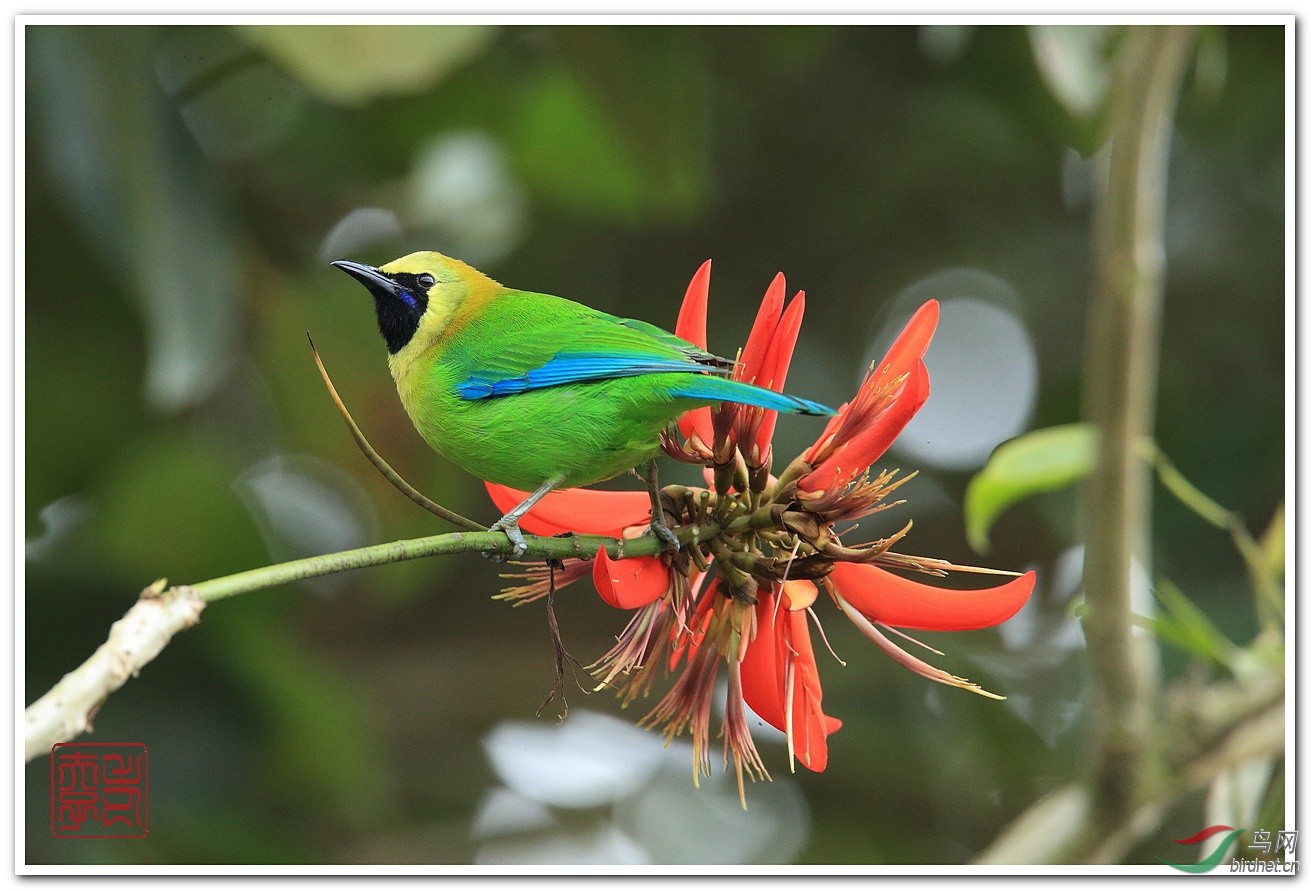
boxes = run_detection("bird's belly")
[406,379,679,491]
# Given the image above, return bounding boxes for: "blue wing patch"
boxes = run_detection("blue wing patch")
[456,353,717,400]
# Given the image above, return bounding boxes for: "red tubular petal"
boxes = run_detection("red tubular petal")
[674,261,715,446]
[484,482,650,537]
[879,300,939,381]
[750,291,806,453]
[675,259,712,350]
[737,273,786,385]
[740,592,835,773]
[802,400,851,464]
[830,563,1036,631]
[740,591,786,731]
[801,300,939,466]
[677,406,715,447]
[799,359,929,492]
[592,549,671,610]
[785,610,832,772]
[780,579,818,611]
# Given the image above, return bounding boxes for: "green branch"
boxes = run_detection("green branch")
[24,522,715,761]
[193,524,710,603]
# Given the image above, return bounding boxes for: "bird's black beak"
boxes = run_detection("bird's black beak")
[331,259,401,298]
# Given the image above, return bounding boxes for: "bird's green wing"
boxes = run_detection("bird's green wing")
[450,291,730,400]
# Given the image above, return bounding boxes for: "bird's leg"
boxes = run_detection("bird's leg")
[639,458,680,554]
[489,475,563,559]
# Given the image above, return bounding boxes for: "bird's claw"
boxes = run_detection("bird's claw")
[649,517,681,555]
[488,517,528,559]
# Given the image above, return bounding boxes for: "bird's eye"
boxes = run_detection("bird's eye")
[417,273,436,289]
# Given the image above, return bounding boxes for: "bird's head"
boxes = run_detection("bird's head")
[332,251,496,355]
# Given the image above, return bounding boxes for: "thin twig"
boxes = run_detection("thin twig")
[308,334,485,532]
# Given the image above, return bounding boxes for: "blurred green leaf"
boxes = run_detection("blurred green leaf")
[90,430,265,585]
[507,28,711,222]
[1026,25,1115,121]
[239,25,495,106]
[1259,502,1284,577]
[1136,577,1238,669]
[1025,24,1119,155]
[28,26,241,412]
[964,423,1097,553]
[509,67,647,220]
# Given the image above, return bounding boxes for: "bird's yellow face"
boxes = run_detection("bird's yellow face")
[332,250,498,357]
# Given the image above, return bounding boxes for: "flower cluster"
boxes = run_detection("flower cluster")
[487,261,1034,802]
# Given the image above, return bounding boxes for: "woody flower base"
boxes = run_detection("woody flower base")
[489,262,1035,804]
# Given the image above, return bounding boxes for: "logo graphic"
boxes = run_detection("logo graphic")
[1159,824,1246,873]
[49,742,149,838]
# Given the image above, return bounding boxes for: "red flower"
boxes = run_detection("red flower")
[485,263,1036,801]
[800,300,938,496]
[739,581,842,772]
[486,482,671,609]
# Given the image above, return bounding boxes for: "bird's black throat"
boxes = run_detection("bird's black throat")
[373,286,427,353]
[332,260,433,354]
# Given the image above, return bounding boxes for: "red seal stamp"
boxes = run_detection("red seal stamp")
[49,742,148,838]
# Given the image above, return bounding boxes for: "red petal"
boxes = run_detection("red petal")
[799,359,929,492]
[740,592,835,772]
[677,406,715,449]
[801,301,938,466]
[591,549,671,610]
[750,291,806,453]
[830,563,1036,631]
[780,579,817,611]
[785,609,832,772]
[675,259,711,350]
[669,577,718,670]
[675,261,716,446]
[737,273,786,385]
[879,300,939,381]
[484,482,650,537]
[740,591,786,731]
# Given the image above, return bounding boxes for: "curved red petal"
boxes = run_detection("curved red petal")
[751,291,806,452]
[484,482,650,537]
[740,591,786,731]
[675,259,712,350]
[783,610,833,772]
[879,299,939,381]
[830,563,1036,631]
[799,359,929,492]
[591,549,671,610]
[737,272,786,385]
[677,405,715,447]
[740,594,835,772]
[674,261,715,446]
[780,579,818,611]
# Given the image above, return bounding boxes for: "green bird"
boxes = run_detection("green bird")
[332,251,834,555]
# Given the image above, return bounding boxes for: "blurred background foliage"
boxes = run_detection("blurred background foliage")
[24,24,1283,865]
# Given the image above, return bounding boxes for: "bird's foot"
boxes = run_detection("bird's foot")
[639,458,680,556]
[488,517,528,559]
[648,514,681,555]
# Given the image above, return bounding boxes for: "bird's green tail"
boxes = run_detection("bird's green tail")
[669,376,835,416]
